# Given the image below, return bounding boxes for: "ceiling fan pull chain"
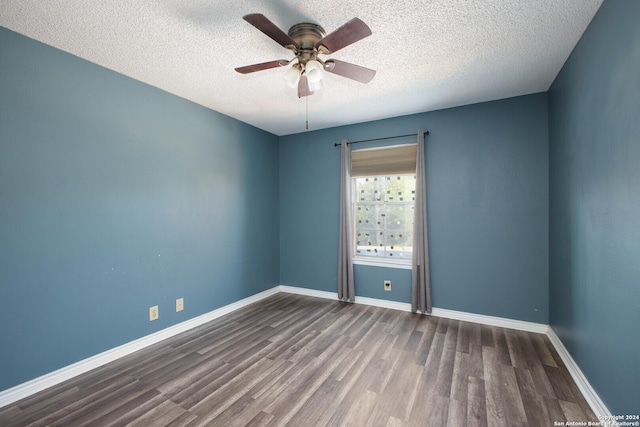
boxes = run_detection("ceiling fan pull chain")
[306,96,309,130]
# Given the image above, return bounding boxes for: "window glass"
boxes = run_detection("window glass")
[354,174,415,261]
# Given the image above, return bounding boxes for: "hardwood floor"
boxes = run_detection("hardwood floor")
[0,293,597,426]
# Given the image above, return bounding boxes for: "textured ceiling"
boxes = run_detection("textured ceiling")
[1,0,603,136]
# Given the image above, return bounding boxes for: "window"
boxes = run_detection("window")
[351,144,417,269]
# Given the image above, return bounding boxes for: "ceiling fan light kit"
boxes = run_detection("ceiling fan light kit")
[235,14,376,98]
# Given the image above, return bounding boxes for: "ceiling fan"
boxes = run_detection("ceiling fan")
[235,14,376,98]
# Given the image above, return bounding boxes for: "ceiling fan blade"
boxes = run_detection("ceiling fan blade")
[298,75,313,98]
[243,14,299,50]
[235,60,288,74]
[315,18,372,54]
[324,59,376,83]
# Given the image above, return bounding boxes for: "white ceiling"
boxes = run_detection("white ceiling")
[1,0,603,136]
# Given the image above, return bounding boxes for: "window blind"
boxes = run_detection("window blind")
[351,144,417,177]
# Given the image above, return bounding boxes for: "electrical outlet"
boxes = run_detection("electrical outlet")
[384,280,391,291]
[149,305,159,321]
[176,298,184,312]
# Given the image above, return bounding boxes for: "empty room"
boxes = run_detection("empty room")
[1,0,638,425]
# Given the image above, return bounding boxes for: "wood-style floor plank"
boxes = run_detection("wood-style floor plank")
[483,346,507,427]
[467,376,488,427]
[0,294,598,426]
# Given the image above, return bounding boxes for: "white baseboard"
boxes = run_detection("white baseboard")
[278,285,337,301]
[547,327,611,417]
[278,285,548,333]
[0,284,605,420]
[0,286,280,409]
[430,307,548,334]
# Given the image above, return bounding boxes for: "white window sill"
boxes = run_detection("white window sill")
[352,257,412,270]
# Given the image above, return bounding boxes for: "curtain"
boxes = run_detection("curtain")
[412,130,432,313]
[338,140,355,302]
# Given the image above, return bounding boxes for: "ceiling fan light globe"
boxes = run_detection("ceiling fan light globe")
[305,60,323,83]
[308,78,323,92]
[284,66,301,88]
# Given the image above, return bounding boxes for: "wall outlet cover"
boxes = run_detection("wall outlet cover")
[149,305,159,321]
[176,298,184,312]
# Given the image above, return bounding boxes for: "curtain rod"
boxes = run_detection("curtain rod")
[333,130,429,147]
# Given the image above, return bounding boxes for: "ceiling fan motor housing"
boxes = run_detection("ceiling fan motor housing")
[288,23,326,64]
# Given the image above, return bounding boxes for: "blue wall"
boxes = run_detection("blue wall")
[0,27,280,390]
[280,93,549,323]
[548,0,640,414]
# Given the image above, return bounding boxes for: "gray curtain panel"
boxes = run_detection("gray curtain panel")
[338,140,355,302]
[412,130,432,313]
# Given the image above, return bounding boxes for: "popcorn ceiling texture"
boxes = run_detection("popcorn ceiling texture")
[0,0,602,135]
